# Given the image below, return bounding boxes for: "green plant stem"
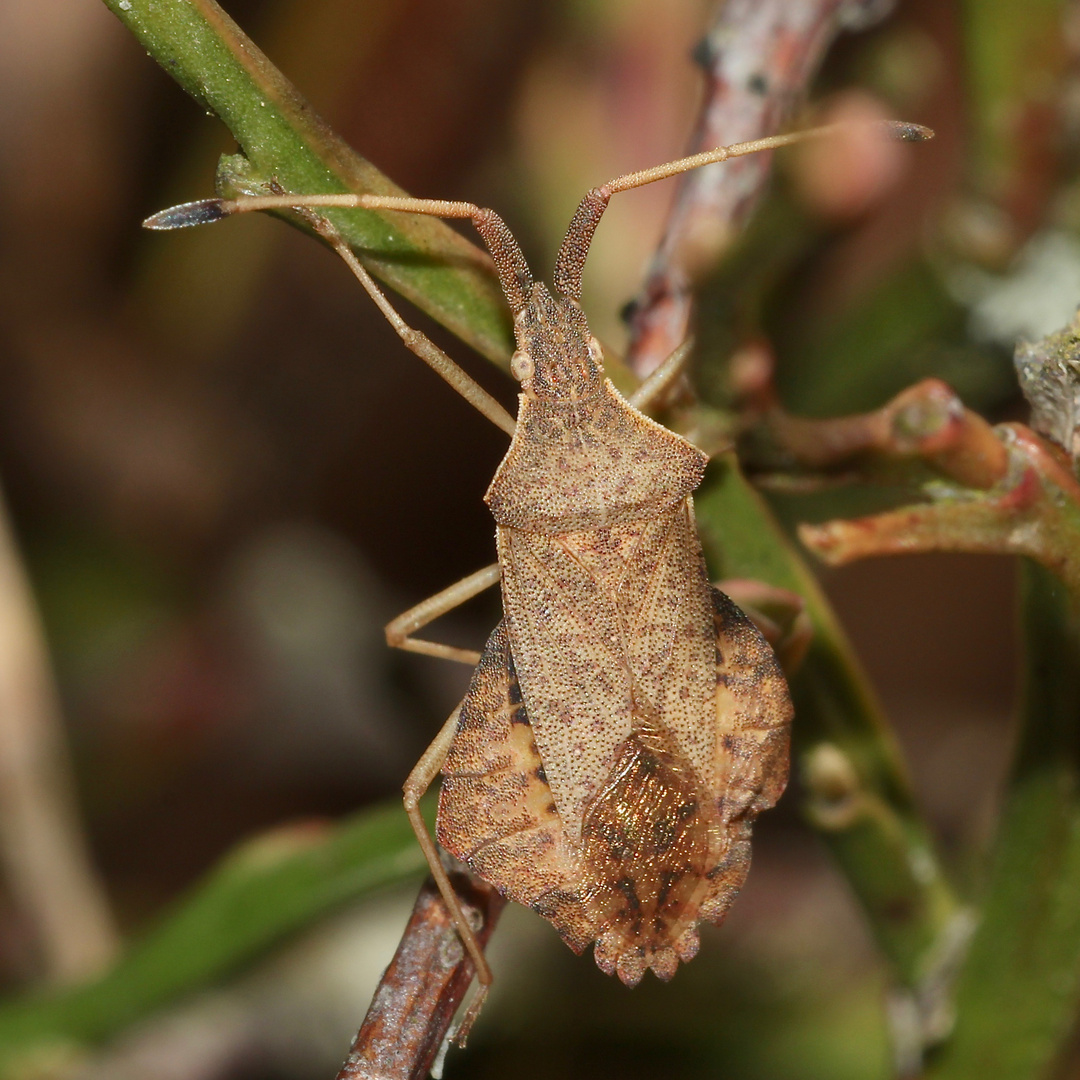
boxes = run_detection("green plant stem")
[0,802,425,1076]
[132,0,400,355]
[698,454,961,989]
[103,0,514,369]
[924,560,1080,1080]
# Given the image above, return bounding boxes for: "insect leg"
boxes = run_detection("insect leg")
[628,337,694,412]
[385,562,501,667]
[319,227,517,437]
[404,704,494,1044]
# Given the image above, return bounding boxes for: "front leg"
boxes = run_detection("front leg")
[386,563,501,667]
[628,338,694,412]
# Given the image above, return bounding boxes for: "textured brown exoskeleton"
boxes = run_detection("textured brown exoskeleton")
[146,120,931,1040]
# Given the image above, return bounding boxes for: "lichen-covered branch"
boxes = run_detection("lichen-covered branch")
[624,0,893,378]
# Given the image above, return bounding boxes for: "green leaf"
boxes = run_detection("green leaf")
[925,561,1080,1080]
[0,802,425,1075]
[698,454,961,988]
[103,0,514,368]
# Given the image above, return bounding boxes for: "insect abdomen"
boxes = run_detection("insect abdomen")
[437,621,593,952]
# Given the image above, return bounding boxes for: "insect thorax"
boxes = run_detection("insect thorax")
[485,380,708,534]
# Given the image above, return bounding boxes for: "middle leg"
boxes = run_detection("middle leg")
[385,562,501,667]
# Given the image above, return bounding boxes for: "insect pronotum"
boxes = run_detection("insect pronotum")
[147,118,932,1041]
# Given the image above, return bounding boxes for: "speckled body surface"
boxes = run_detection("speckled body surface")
[437,357,792,985]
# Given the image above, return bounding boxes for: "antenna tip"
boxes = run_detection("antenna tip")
[886,121,935,143]
[142,199,230,230]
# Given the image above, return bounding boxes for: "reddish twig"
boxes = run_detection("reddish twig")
[334,871,505,1080]
[752,376,1010,489]
[625,0,893,378]
[800,422,1080,597]
[792,311,1080,597]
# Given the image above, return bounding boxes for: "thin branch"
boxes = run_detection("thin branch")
[781,321,1080,598]
[744,371,1010,489]
[335,871,505,1080]
[625,0,893,378]
[0,481,119,983]
[800,422,1080,598]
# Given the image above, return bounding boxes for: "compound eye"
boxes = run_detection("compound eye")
[510,350,534,383]
[587,336,603,364]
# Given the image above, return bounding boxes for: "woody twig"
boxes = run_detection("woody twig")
[782,317,1080,600]
[801,423,1080,596]
[740,364,1009,490]
[625,0,893,379]
[335,872,505,1080]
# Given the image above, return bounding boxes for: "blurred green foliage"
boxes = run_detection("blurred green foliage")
[0,802,425,1073]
